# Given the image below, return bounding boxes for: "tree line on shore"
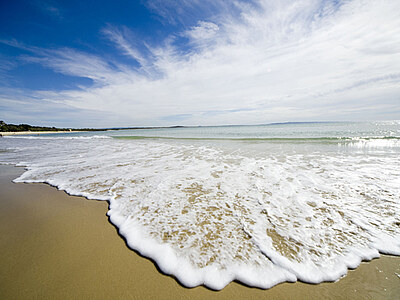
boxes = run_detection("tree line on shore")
[0,120,99,132]
[0,120,187,132]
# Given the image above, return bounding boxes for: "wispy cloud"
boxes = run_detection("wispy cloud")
[184,21,220,49]
[1,0,400,126]
[0,54,17,83]
[2,40,134,85]
[35,0,64,20]
[102,26,149,67]
[145,0,246,26]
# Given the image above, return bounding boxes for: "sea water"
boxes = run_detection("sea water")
[0,121,399,289]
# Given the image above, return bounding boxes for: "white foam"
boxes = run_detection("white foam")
[0,135,399,289]
[342,138,400,149]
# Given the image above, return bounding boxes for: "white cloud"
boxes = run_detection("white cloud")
[1,0,400,126]
[145,0,244,26]
[184,21,219,47]
[101,26,155,75]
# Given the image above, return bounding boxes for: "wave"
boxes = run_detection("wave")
[114,135,400,149]
[6,134,400,149]
[113,135,400,141]
[2,136,399,290]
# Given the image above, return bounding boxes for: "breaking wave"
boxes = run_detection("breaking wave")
[0,122,399,289]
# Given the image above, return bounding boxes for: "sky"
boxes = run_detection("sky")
[0,0,399,128]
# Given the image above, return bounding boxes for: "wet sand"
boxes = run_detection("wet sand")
[0,164,399,299]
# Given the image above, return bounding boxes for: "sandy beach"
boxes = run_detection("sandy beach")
[0,164,399,299]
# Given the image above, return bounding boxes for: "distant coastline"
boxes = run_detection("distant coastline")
[0,120,93,134]
[1,120,346,135]
[0,120,187,136]
[0,131,85,136]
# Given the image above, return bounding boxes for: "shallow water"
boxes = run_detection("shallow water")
[1,121,399,289]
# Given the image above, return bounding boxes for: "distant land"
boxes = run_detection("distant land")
[0,120,344,134]
[0,120,99,132]
[0,120,185,133]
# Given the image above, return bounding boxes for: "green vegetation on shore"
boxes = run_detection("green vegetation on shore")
[0,120,99,132]
[0,120,186,132]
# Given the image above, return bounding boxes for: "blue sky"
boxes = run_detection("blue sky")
[0,0,399,128]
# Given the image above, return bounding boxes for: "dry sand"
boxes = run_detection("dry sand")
[0,164,399,299]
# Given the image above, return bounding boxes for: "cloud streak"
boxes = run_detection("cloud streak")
[1,0,400,126]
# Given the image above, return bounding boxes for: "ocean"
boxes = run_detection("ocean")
[1,121,399,290]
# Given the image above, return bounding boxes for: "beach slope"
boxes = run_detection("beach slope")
[0,165,399,299]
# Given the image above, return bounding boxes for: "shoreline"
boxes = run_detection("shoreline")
[0,164,399,299]
[0,131,86,136]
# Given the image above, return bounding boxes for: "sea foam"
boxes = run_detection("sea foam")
[0,135,399,289]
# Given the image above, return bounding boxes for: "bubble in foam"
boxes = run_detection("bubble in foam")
[1,135,399,289]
